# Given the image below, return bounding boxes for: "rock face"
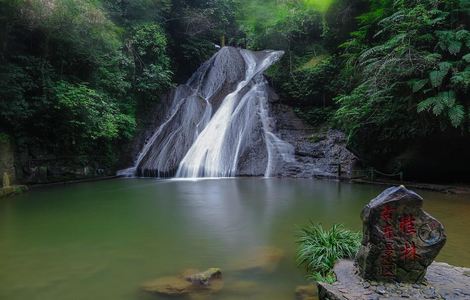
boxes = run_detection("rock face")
[270,102,358,178]
[132,47,291,178]
[356,186,446,283]
[121,47,358,179]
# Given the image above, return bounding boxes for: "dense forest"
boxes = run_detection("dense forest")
[0,0,469,182]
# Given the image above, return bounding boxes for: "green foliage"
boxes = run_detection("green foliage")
[417,91,464,127]
[236,0,364,126]
[281,56,339,106]
[0,57,53,128]
[103,0,172,24]
[53,81,135,142]
[0,0,171,167]
[166,0,240,79]
[294,107,335,127]
[296,223,361,283]
[237,0,324,50]
[0,133,9,144]
[129,23,173,101]
[334,0,470,163]
[1,0,468,178]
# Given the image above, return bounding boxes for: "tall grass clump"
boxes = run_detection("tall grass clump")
[296,223,361,283]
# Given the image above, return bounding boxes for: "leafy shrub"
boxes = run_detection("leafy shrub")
[0,133,9,144]
[53,81,136,144]
[294,107,335,127]
[129,23,173,102]
[296,223,361,283]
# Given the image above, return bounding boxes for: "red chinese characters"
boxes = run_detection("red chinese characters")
[401,241,420,260]
[379,204,396,277]
[381,241,395,276]
[383,224,394,239]
[399,215,416,235]
[380,204,395,222]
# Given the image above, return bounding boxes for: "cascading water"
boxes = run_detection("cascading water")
[124,47,295,178]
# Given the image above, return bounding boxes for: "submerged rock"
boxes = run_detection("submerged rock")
[142,276,193,296]
[295,284,317,300]
[142,268,223,297]
[230,246,284,273]
[356,186,446,283]
[185,268,222,286]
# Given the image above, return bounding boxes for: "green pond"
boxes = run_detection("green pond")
[1,178,469,300]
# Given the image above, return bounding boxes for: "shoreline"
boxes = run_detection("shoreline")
[27,175,120,189]
[9,175,470,195]
[349,178,470,194]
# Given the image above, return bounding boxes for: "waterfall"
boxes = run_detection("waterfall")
[124,47,295,178]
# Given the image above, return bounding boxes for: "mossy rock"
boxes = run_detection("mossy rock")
[142,276,192,296]
[0,185,28,198]
[142,268,223,297]
[185,268,222,285]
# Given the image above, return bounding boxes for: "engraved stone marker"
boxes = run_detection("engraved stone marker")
[355,186,446,283]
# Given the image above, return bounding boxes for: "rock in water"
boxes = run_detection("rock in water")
[295,284,317,300]
[356,186,446,283]
[229,246,284,273]
[185,268,222,286]
[142,268,223,297]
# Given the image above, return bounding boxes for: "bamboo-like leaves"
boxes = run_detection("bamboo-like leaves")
[296,223,361,283]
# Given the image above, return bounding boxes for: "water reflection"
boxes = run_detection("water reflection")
[0,179,469,300]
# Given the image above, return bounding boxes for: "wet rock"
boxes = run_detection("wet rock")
[295,284,317,300]
[270,104,358,179]
[142,276,193,296]
[142,268,223,297]
[0,185,28,198]
[356,186,446,283]
[230,246,284,273]
[318,260,470,300]
[185,268,222,286]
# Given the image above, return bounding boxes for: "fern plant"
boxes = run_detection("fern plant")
[417,91,464,127]
[296,223,361,283]
[336,0,470,139]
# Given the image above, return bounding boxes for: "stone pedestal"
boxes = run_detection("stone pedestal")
[317,186,470,299]
[318,260,470,300]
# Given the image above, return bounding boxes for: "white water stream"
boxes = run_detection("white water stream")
[121,47,294,178]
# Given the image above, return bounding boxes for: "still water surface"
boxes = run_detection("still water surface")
[1,178,469,299]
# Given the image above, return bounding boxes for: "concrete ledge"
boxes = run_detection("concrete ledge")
[318,260,470,300]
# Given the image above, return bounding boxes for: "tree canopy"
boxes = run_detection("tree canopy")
[0,0,469,180]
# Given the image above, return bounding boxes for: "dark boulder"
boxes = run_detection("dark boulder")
[355,186,446,283]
